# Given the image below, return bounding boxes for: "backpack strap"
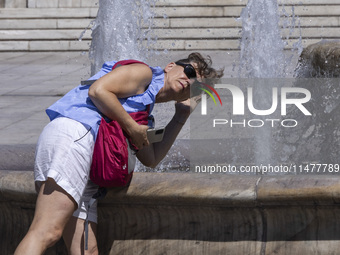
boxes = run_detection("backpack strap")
[112,59,148,70]
[81,59,148,86]
[84,187,107,250]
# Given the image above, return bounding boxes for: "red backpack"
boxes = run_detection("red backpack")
[90,60,149,187]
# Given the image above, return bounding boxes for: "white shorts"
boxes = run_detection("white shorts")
[34,117,99,223]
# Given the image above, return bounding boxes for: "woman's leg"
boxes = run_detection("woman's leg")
[63,179,100,255]
[14,178,77,255]
[63,216,98,255]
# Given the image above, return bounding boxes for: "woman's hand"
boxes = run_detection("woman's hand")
[127,123,150,150]
[174,95,202,121]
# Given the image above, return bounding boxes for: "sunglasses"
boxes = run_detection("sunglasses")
[175,62,197,80]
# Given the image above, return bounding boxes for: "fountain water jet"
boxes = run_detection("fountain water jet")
[237,0,302,166]
[89,0,157,75]
[239,0,287,78]
[87,0,189,172]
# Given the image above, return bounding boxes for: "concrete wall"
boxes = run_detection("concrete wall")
[2,171,340,254]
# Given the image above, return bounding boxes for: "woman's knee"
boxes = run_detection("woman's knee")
[28,223,64,248]
[31,179,77,246]
[45,226,64,248]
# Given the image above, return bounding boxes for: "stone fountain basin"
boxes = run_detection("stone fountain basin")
[1,169,340,255]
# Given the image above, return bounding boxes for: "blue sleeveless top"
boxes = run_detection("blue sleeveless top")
[46,60,165,139]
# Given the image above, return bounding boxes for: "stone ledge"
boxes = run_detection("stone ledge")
[2,170,340,207]
[257,175,340,205]
[0,145,35,171]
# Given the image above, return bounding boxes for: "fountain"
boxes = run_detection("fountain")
[89,0,157,75]
[238,0,287,78]
[190,0,304,169]
[87,0,187,173]
[190,0,340,170]
[237,0,303,167]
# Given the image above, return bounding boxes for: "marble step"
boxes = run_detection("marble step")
[1,5,340,18]
[0,38,331,52]
[1,16,339,30]
[0,4,339,51]
[1,26,339,40]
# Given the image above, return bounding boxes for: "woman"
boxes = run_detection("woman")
[15,52,223,255]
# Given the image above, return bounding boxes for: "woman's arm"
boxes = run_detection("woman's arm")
[136,97,200,168]
[88,63,153,149]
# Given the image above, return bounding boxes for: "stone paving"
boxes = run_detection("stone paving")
[0,52,90,145]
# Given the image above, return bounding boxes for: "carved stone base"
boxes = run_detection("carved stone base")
[2,171,340,254]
